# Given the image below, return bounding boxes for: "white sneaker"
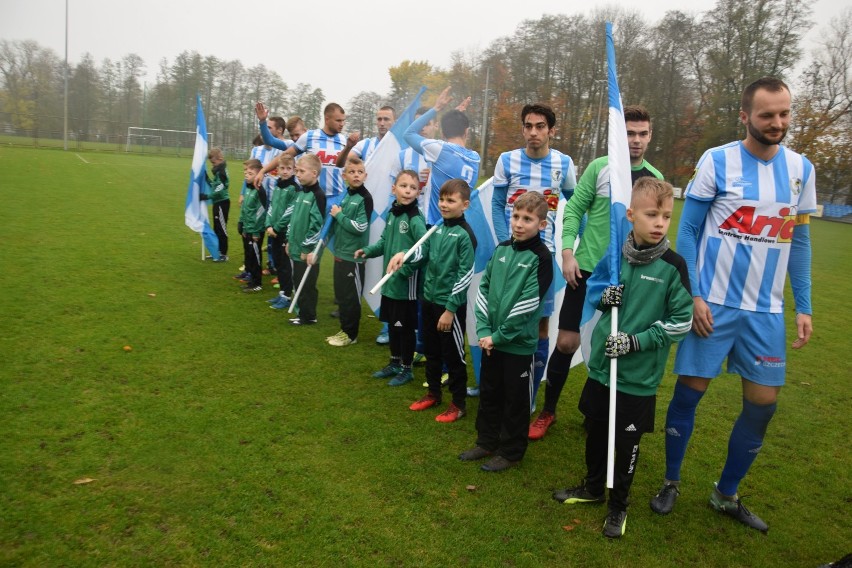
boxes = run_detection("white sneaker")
[328,333,356,347]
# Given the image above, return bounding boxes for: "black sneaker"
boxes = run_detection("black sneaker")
[458,446,492,461]
[288,317,317,326]
[709,483,768,533]
[650,482,680,515]
[241,285,262,293]
[553,482,605,504]
[602,510,627,538]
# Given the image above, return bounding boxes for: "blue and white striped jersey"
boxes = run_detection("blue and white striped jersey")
[492,148,577,253]
[389,147,431,210]
[293,129,347,198]
[353,136,379,162]
[414,139,480,226]
[687,141,816,313]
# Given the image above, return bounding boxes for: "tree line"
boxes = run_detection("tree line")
[0,1,849,202]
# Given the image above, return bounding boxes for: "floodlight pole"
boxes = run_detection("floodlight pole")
[479,66,490,168]
[63,0,69,151]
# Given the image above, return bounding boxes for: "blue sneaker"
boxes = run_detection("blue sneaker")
[467,387,480,397]
[388,368,413,386]
[375,332,390,345]
[372,364,402,379]
[269,295,291,310]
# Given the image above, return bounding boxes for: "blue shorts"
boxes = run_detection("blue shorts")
[674,303,787,386]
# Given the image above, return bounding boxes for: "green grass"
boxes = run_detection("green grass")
[0,146,849,566]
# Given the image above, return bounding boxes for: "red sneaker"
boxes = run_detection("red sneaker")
[271,277,279,285]
[528,411,556,440]
[409,393,440,411]
[435,403,466,423]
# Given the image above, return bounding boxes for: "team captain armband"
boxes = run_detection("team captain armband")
[795,214,810,225]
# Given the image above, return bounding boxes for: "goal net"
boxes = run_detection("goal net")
[125,127,214,154]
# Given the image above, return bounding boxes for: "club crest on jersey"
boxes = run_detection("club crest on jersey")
[399,220,410,234]
[790,177,802,195]
[551,170,562,184]
[719,206,796,243]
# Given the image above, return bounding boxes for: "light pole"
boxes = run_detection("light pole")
[63,0,69,151]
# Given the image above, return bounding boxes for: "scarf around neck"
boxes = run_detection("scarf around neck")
[622,231,670,265]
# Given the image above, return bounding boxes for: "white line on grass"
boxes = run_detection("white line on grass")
[75,153,90,164]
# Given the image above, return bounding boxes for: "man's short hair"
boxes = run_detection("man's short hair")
[252,134,263,146]
[623,105,651,124]
[278,154,295,168]
[299,153,322,173]
[244,158,263,171]
[286,116,305,131]
[741,76,790,114]
[268,116,286,132]
[441,110,469,139]
[324,103,345,116]
[521,103,556,129]
[439,179,471,201]
[514,191,548,220]
[379,105,396,118]
[632,177,674,208]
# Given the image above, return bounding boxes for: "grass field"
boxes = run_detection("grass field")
[1,146,849,567]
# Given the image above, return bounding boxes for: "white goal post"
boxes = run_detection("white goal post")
[125,127,213,152]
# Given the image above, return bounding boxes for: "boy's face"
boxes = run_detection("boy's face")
[438,192,468,220]
[244,167,261,182]
[295,163,319,186]
[278,163,294,179]
[392,174,420,206]
[343,163,367,188]
[627,193,673,246]
[510,207,547,242]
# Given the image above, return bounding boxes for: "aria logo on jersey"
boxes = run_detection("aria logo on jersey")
[719,206,797,243]
[313,150,339,166]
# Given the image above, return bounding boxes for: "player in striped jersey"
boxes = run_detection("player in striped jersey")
[389,106,436,208]
[649,77,815,533]
[335,106,396,166]
[256,102,348,198]
[531,105,663,441]
[491,103,577,407]
[404,86,480,226]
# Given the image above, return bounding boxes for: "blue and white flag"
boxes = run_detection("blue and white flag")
[579,22,633,364]
[363,87,427,316]
[184,93,220,259]
[464,177,498,384]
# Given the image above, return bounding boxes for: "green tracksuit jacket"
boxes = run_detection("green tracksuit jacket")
[361,200,428,301]
[287,182,326,258]
[422,215,477,313]
[329,185,373,263]
[474,234,553,356]
[587,248,694,396]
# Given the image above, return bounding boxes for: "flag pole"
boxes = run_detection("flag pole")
[288,240,324,313]
[607,306,619,488]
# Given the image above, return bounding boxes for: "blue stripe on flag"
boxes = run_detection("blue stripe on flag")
[579,22,633,366]
[184,93,220,259]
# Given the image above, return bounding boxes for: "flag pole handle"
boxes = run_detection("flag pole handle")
[369,224,439,296]
[606,305,619,489]
[288,239,324,314]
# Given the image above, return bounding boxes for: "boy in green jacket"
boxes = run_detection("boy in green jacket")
[408,179,476,422]
[202,147,230,261]
[326,157,373,346]
[355,170,428,386]
[551,177,693,539]
[266,154,298,309]
[459,192,552,472]
[238,159,267,293]
[288,154,326,325]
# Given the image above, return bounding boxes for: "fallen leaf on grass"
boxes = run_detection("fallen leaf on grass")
[800,382,811,386]
[562,525,575,531]
[123,345,132,352]
[73,478,95,485]
[466,485,477,492]
[573,519,581,524]
[147,293,157,297]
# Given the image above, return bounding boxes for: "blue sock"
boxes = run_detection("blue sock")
[664,381,706,482]
[717,399,776,496]
[530,338,549,411]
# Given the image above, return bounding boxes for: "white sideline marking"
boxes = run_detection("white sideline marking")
[75,153,90,164]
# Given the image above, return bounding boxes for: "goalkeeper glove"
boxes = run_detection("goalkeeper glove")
[600,284,624,308]
[605,332,639,358]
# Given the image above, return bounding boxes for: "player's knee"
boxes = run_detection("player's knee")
[555,331,579,354]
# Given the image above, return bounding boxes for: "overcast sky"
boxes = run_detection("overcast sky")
[1,0,848,110]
